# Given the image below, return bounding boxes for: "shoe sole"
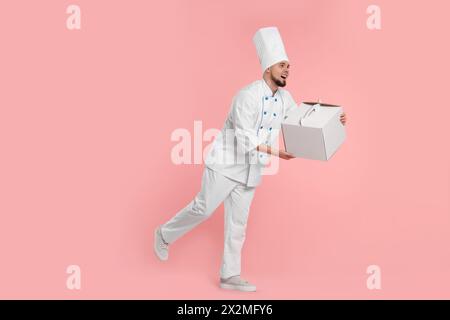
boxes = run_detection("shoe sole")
[154,228,168,261]
[220,283,256,292]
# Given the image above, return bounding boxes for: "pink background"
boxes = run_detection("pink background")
[1,0,449,299]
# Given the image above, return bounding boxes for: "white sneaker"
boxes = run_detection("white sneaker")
[220,276,256,292]
[154,227,169,261]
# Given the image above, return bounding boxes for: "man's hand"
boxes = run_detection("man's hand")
[277,149,296,160]
[257,144,295,160]
[340,112,347,126]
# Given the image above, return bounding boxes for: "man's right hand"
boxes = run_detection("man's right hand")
[257,144,296,160]
[276,149,296,160]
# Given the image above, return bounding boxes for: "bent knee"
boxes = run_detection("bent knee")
[190,197,213,217]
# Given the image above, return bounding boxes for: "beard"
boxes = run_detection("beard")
[271,73,287,87]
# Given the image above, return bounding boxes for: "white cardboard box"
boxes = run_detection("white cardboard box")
[281,102,346,161]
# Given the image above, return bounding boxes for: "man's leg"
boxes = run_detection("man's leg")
[220,183,256,280]
[160,167,237,244]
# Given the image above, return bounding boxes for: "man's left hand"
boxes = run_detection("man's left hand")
[340,112,347,126]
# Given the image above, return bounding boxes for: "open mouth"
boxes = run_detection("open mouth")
[281,75,287,80]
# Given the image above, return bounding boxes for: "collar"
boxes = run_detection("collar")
[261,79,280,98]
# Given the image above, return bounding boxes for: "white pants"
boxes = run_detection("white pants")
[160,167,256,279]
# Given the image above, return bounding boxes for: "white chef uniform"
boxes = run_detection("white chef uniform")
[205,79,298,187]
[160,27,297,279]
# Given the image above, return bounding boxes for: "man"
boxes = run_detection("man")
[154,27,347,292]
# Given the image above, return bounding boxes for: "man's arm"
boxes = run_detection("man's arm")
[257,144,295,160]
[231,91,262,154]
[232,90,297,160]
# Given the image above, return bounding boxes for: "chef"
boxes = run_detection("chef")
[154,27,347,292]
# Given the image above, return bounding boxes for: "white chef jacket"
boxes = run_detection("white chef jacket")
[205,79,298,187]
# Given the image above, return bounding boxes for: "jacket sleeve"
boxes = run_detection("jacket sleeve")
[230,90,262,154]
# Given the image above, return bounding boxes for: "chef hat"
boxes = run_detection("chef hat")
[253,26,289,74]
